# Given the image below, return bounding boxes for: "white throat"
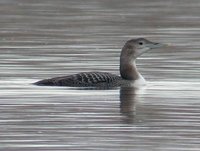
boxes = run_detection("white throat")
[132,73,146,87]
[129,61,146,87]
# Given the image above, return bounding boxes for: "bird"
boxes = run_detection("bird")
[34,38,164,87]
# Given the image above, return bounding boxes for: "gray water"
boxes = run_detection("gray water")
[0,0,200,150]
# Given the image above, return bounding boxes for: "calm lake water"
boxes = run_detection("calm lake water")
[0,0,200,150]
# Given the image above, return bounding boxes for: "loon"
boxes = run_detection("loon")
[34,38,163,87]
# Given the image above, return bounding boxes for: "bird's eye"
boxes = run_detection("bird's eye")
[139,42,143,45]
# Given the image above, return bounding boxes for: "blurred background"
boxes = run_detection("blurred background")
[0,0,200,151]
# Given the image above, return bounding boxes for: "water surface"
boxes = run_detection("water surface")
[0,0,200,151]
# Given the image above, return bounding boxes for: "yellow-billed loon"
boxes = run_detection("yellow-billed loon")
[34,38,164,87]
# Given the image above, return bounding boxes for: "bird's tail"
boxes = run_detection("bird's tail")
[33,79,54,86]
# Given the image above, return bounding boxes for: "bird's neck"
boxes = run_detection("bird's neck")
[120,59,140,80]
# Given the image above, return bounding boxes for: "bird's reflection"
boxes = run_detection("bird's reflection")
[120,87,138,124]
[63,86,141,124]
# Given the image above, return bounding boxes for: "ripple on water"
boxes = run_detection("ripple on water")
[1,0,200,150]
